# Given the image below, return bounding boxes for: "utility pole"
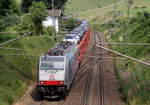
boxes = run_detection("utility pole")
[52,0,54,10]
[113,0,117,32]
[113,0,116,19]
[127,0,133,23]
[127,0,131,24]
[126,0,133,55]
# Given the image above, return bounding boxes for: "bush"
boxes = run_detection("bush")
[0,18,5,31]
[62,18,78,31]
[14,14,34,32]
[0,34,18,44]
[4,15,20,27]
[29,1,48,35]
[0,0,19,17]
[43,26,56,36]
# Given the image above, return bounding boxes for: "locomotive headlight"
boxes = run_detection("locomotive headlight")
[40,81,43,84]
[60,81,64,84]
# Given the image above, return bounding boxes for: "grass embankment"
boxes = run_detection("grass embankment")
[65,0,119,15]
[96,11,150,105]
[77,0,150,25]
[0,35,57,105]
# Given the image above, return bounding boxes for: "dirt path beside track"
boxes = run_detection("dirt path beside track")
[96,31,124,105]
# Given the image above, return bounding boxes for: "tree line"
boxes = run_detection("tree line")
[22,0,68,13]
[0,0,68,35]
[0,0,68,16]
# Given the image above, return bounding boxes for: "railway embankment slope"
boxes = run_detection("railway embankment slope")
[0,35,56,105]
[96,11,150,105]
[65,0,120,15]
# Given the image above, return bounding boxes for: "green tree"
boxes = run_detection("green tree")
[15,14,34,32]
[0,0,19,17]
[22,0,68,13]
[0,19,5,31]
[21,0,34,13]
[43,0,68,10]
[63,18,77,31]
[29,1,48,35]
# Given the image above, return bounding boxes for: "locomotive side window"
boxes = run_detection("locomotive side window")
[40,57,64,70]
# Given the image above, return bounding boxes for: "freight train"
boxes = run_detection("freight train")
[36,19,91,99]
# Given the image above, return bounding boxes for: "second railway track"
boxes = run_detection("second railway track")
[82,30,105,105]
[93,30,105,105]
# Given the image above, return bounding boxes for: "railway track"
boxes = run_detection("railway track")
[82,31,105,105]
[93,30,105,105]
[82,31,98,105]
[83,57,94,105]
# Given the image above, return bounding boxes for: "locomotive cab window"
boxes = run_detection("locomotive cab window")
[40,57,64,70]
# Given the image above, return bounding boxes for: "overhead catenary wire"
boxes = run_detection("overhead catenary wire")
[96,44,150,66]
[84,55,126,59]
[0,47,26,51]
[0,32,31,47]
[98,42,150,45]
[0,32,26,34]
[0,53,39,57]
[0,62,32,79]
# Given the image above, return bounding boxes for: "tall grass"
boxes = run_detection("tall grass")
[77,0,150,25]
[65,0,118,15]
[0,35,56,105]
[97,11,150,105]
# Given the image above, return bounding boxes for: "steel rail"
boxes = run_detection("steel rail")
[83,59,93,105]
[83,32,96,105]
[96,44,150,66]
[77,58,91,74]
[99,56,104,105]
[95,31,104,105]
[0,32,31,47]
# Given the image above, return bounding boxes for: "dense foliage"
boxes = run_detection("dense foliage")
[29,1,48,35]
[0,18,5,31]
[14,13,33,32]
[99,11,150,105]
[43,0,68,10]
[22,0,68,13]
[0,0,67,105]
[0,0,19,16]
[62,18,78,31]
[21,0,34,13]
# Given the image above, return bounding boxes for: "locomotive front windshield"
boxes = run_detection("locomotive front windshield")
[65,34,77,39]
[40,57,64,70]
